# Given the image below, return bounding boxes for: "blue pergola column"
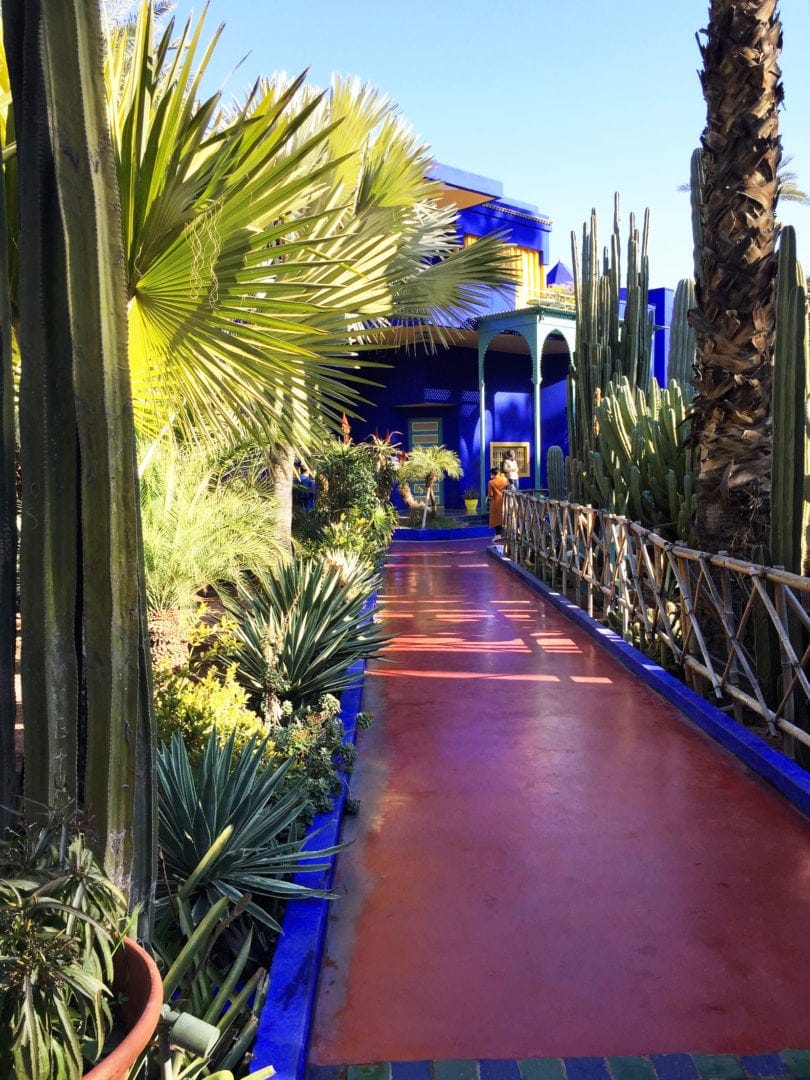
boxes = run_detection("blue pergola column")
[476,307,577,496]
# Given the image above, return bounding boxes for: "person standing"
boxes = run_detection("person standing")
[487,466,509,536]
[294,465,317,510]
[502,449,519,487]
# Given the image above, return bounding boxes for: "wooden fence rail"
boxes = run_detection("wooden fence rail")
[503,490,810,750]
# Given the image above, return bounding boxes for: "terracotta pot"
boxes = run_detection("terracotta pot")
[84,937,163,1080]
[464,499,478,514]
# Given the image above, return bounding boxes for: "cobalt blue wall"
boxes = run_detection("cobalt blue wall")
[458,201,551,261]
[540,351,569,486]
[648,287,675,386]
[353,339,572,506]
[454,200,552,318]
[617,286,675,387]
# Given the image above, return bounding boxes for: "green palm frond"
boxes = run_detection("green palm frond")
[398,443,464,484]
[98,4,513,443]
[107,6,398,441]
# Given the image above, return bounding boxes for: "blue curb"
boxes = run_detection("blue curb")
[394,525,494,541]
[251,594,377,1080]
[488,547,810,820]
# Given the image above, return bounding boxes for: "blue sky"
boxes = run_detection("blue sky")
[167,0,810,290]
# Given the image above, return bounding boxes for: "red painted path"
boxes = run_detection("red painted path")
[309,539,810,1064]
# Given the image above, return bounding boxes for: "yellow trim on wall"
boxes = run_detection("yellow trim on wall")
[463,237,546,308]
[512,246,544,308]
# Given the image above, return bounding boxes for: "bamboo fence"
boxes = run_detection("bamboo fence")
[503,490,810,750]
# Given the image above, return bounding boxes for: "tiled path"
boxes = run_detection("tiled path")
[308,539,810,1072]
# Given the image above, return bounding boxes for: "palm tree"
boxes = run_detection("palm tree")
[3,4,516,446]
[398,445,463,528]
[678,155,808,205]
[688,0,783,555]
[1,3,513,539]
[102,5,510,444]
[106,6,511,540]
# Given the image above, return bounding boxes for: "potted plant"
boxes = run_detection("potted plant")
[463,486,480,514]
[0,822,163,1080]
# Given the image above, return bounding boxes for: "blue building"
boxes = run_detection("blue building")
[348,164,673,510]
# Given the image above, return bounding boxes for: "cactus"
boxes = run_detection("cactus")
[547,445,566,500]
[770,224,809,576]
[565,211,699,542]
[572,376,696,541]
[568,194,655,489]
[4,0,155,909]
[667,278,697,400]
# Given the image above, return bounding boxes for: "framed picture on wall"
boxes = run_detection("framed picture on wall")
[490,442,530,478]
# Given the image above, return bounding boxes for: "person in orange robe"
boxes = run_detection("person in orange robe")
[487,466,509,536]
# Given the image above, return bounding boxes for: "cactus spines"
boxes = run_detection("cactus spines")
[5,0,156,907]
[770,224,808,576]
[582,376,696,540]
[667,277,697,400]
[547,445,566,500]
[569,195,654,488]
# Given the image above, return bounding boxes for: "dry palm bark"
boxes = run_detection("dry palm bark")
[689,0,783,556]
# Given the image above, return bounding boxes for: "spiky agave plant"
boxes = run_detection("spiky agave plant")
[223,551,389,717]
[155,729,340,932]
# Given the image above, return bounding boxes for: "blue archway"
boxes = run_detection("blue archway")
[476,305,576,498]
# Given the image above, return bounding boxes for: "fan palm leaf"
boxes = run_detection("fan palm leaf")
[104,5,401,442]
[0,4,513,446]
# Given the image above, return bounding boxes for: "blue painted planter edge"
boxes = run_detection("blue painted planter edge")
[251,601,374,1078]
[489,546,810,819]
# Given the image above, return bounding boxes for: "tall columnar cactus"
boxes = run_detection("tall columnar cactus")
[568,377,696,541]
[770,225,809,576]
[569,194,654,466]
[667,278,697,401]
[546,445,566,500]
[3,0,156,910]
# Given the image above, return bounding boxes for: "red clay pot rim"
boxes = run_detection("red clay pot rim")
[83,937,163,1080]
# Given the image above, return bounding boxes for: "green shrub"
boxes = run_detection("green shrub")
[140,437,283,618]
[154,611,373,821]
[0,822,131,1079]
[293,437,399,565]
[154,662,266,760]
[299,504,396,565]
[155,676,364,821]
[311,440,380,521]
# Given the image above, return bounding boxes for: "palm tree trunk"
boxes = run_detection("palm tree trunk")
[689,0,782,556]
[271,442,295,556]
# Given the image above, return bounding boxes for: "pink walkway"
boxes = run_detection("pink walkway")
[309,539,810,1064]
